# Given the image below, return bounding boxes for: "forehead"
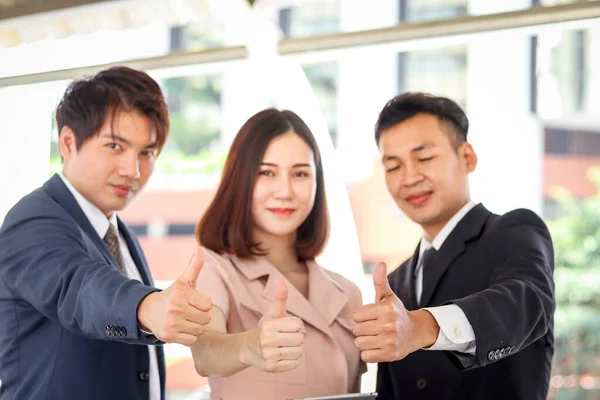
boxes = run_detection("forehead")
[98,110,157,144]
[262,132,314,163]
[379,113,449,153]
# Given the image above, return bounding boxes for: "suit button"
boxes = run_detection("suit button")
[494,350,500,360]
[109,326,116,336]
[416,378,427,390]
[138,371,149,381]
[121,327,127,336]
[105,326,111,336]
[499,349,505,358]
[116,327,123,336]
[487,350,495,361]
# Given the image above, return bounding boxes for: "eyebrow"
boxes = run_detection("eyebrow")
[411,143,436,153]
[381,143,437,162]
[100,133,157,149]
[260,162,311,168]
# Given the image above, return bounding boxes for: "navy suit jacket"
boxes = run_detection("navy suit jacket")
[376,204,555,400]
[0,175,166,400]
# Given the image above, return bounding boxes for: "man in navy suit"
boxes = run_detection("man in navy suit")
[352,92,555,399]
[0,66,213,400]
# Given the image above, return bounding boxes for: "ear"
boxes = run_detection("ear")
[461,142,478,173]
[58,126,78,160]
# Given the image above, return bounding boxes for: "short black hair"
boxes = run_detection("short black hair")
[374,92,469,148]
[55,66,169,152]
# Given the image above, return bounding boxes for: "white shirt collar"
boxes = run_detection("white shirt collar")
[419,200,476,258]
[58,172,118,239]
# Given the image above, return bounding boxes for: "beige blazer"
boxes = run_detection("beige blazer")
[195,248,366,400]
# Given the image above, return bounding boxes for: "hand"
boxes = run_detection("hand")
[137,247,213,346]
[241,277,305,373]
[352,262,439,363]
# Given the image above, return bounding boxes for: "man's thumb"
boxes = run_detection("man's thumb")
[266,277,288,318]
[181,247,204,288]
[373,261,392,302]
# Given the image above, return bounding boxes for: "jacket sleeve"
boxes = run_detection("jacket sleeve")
[0,195,160,344]
[448,209,555,369]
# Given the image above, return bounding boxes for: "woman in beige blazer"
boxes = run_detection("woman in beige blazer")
[191,108,365,400]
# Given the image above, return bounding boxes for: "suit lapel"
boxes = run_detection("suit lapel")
[398,246,420,311]
[306,261,349,328]
[262,267,338,337]
[43,174,114,267]
[232,255,349,338]
[419,203,491,307]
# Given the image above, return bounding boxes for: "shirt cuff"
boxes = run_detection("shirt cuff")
[422,304,476,355]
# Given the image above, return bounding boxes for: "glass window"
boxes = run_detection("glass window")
[279,3,340,146]
[302,62,339,146]
[536,28,590,116]
[156,74,225,179]
[279,1,341,38]
[401,45,468,108]
[405,0,468,22]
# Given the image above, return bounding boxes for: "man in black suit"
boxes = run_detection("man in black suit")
[352,92,555,400]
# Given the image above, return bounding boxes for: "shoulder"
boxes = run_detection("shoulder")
[202,247,231,269]
[201,248,240,280]
[483,207,553,259]
[488,208,551,239]
[1,187,75,233]
[497,208,546,227]
[320,267,363,307]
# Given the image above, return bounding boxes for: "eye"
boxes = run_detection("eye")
[140,150,155,158]
[259,170,274,176]
[107,143,121,150]
[418,157,434,163]
[385,165,400,173]
[293,171,309,178]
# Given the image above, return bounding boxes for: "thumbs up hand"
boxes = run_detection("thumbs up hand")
[240,277,305,373]
[137,247,213,346]
[351,261,439,363]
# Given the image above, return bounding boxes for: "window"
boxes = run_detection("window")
[399,1,468,107]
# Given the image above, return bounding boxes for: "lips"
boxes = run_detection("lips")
[268,208,296,216]
[112,185,133,196]
[405,191,432,206]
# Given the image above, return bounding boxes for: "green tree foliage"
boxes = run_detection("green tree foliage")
[548,167,600,400]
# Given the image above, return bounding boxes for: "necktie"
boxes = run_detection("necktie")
[103,224,125,273]
[415,247,437,307]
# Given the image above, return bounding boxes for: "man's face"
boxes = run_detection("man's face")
[379,113,477,239]
[60,110,158,217]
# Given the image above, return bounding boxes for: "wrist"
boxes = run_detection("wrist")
[238,329,259,367]
[409,309,440,349]
[137,292,159,332]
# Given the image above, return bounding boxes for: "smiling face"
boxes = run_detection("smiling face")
[60,110,158,217]
[250,131,317,248]
[379,113,477,240]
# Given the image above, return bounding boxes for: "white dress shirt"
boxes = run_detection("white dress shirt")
[59,174,161,400]
[416,200,477,355]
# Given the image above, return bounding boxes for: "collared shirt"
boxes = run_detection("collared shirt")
[417,200,477,355]
[59,173,160,400]
[196,248,366,400]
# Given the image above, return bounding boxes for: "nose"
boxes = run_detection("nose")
[402,160,423,187]
[120,153,140,180]
[274,174,293,200]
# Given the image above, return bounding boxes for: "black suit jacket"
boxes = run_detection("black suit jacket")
[376,203,555,400]
[0,175,165,400]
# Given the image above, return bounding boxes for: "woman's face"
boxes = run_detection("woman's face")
[251,131,317,245]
